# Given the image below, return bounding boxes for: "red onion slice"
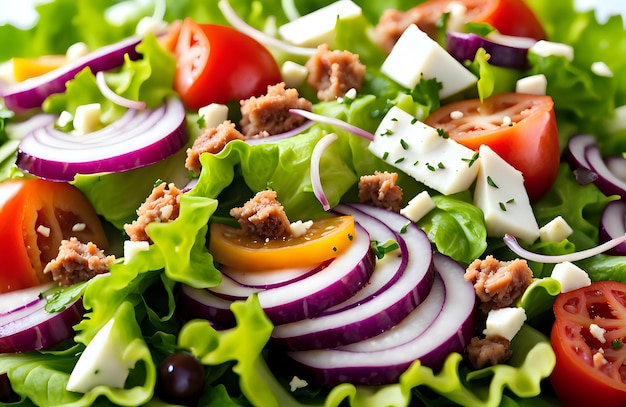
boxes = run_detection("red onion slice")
[16,96,188,181]
[243,120,314,145]
[0,296,84,353]
[311,133,337,210]
[504,233,626,263]
[585,144,626,198]
[446,31,536,69]
[95,71,147,110]
[599,200,626,255]
[285,253,475,386]
[271,203,434,350]
[3,36,142,112]
[289,109,375,141]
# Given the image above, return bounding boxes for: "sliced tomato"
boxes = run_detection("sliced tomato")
[396,0,546,41]
[551,281,626,406]
[173,18,282,109]
[209,215,356,270]
[12,55,67,81]
[0,179,108,293]
[424,92,560,201]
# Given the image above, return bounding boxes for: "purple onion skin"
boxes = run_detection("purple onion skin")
[446,32,530,69]
[599,200,626,255]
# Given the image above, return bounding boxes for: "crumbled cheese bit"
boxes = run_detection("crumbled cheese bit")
[197,103,229,129]
[529,40,574,62]
[290,220,314,238]
[400,191,436,222]
[57,110,74,128]
[502,116,512,126]
[123,240,150,264]
[593,351,608,368]
[589,323,607,344]
[281,61,309,88]
[515,74,547,95]
[483,307,527,341]
[289,376,308,392]
[539,215,573,243]
[37,225,51,237]
[591,61,613,77]
[72,223,87,232]
[551,261,591,293]
[66,42,90,62]
[450,110,464,120]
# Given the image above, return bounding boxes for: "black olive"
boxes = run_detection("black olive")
[157,352,205,406]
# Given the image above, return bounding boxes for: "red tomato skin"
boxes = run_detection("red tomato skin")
[174,19,282,109]
[551,282,626,407]
[0,179,108,293]
[425,93,560,202]
[406,0,546,41]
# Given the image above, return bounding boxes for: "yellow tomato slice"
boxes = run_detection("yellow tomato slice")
[209,215,356,270]
[12,55,67,81]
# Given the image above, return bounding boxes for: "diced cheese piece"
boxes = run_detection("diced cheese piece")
[529,40,574,62]
[278,0,362,47]
[380,24,477,99]
[369,106,479,195]
[589,323,607,343]
[66,318,134,393]
[591,61,613,77]
[57,110,74,128]
[473,145,539,243]
[483,307,527,341]
[123,240,150,264]
[551,261,591,293]
[73,103,102,135]
[289,376,309,392]
[66,42,90,62]
[198,103,229,129]
[515,74,547,95]
[281,61,309,88]
[400,191,436,222]
[539,216,573,243]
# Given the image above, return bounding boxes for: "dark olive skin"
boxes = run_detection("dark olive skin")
[157,352,205,405]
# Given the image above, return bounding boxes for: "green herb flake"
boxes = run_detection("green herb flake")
[499,202,507,211]
[411,118,418,125]
[462,152,479,168]
[612,339,623,349]
[487,176,498,188]
[436,128,449,139]
[371,239,400,259]
[395,157,405,164]
[400,222,411,233]
[437,162,445,169]
[382,151,390,160]
[400,139,409,150]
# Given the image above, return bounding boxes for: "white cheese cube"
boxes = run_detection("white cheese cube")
[57,110,74,128]
[281,61,309,88]
[529,40,574,62]
[591,61,613,77]
[198,103,229,129]
[400,191,436,222]
[278,0,362,47]
[380,24,477,99]
[515,74,547,95]
[551,261,591,293]
[483,307,527,341]
[539,216,573,243]
[369,106,479,195]
[473,145,539,244]
[66,42,90,62]
[123,240,150,264]
[73,103,102,135]
[66,318,133,393]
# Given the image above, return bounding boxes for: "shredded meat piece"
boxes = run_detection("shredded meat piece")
[43,237,114,287]
[305,44,366,101]
[230,190,291,239]
[465,255,533,313]
[124,182,182,243]
[185,120,245,175]
[239,82,312,138]
[358,171,403,212]
[466,335,513,369]
[374,7,441,53]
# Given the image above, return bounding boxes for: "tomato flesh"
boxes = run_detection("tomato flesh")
[405,0,546,41]
[551,281,626,407]
[173,18,282,109]
[209,215,356,271]
[425,92,560,201]
[0,179,108,293]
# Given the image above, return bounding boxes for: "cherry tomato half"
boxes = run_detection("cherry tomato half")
[173,18,282,110]
[390,0,546,41]
[0,179,108,293]
[551,281,626,407]
[424,92,560,201]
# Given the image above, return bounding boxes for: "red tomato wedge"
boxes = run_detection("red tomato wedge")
[424,92,560,201]
[209,216,356,271]
[393,0,546,41]
[0,179,108,293]
[551,281,626,407]
[173,18,282,109]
